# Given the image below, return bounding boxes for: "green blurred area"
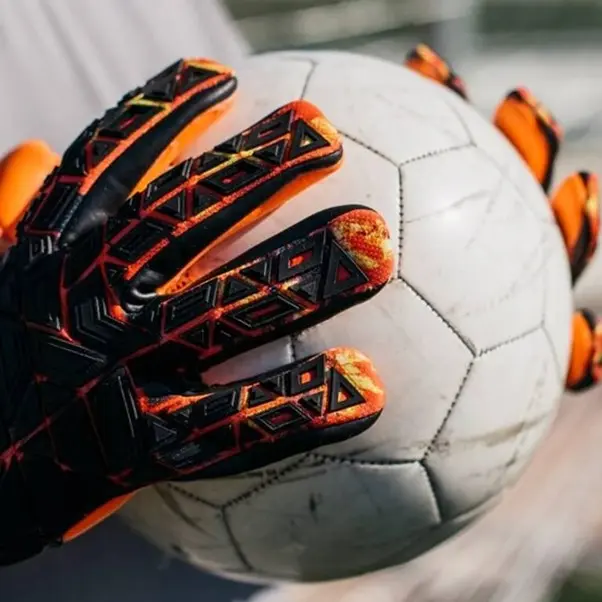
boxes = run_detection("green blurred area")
[557,574,602,601]
[225,0,602,52]
[482,0,602,35]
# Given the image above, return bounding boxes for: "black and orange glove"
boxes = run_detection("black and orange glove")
[406,44,601,393]
[0,59,393,565]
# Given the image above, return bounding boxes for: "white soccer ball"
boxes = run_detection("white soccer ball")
[120,50,573,583]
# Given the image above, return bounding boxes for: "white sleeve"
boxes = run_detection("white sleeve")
[0,0,249,153]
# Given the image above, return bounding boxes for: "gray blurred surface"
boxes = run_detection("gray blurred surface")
[0,0,248,155]
[2,517,259,602]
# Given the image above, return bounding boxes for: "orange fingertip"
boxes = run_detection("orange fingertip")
[329,209,394,289]
[405,44,467,99]
[552,172,599,262]
[406,44,451,83]
[0,139,60,242]
[494,88,562,190]
[567,311,593,388]
[593,321,602,384]
[290,99,342,152]
[552,173,589,253]
[509,87,564,140]
[324,348,386,425]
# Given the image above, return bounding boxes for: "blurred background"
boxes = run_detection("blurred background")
[224,0,602,306]
[226,0,602,157]
[4,1,602,601]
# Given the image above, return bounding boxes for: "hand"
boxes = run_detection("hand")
[0,59,393,565]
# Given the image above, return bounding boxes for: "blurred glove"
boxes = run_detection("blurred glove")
[0,59,393,565]
[407,44,601,393]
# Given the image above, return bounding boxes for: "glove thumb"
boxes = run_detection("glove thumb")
[0,139,60,248]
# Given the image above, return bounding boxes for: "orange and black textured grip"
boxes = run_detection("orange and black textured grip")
[0,59,392,565]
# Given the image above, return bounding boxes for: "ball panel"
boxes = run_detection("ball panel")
[203,337,295,386]
[295,280,474,461]
[542,227,573,382]
[424,328,562,518]
[502,411,556,490]
[401,148,550,352]
[155,484,251,572]
[118,485,249,574]
[399,145,499,223]
[444,90,555,224]
[296,51,471,164]
[163,455,307,507]
[225,458,439,581]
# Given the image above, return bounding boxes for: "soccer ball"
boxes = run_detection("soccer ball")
[120,50,572,582]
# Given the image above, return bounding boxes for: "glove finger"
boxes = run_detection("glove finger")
[52,350,384,543]
[21,59,237,248]
[107,100,343,307]
[494,88,562,193]
[404,44,469,100]
[51,208,390,540]
[0,140,60,247]
[566,309,602,391]
[550,171,599,284]
[139,348,385,481]
[127,206,392,378]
